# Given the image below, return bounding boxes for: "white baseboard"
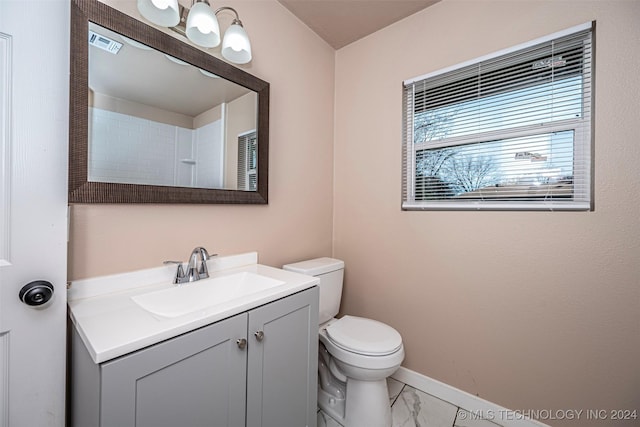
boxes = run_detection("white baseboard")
[391,366,549,427]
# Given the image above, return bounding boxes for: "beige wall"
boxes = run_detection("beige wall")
[69,0,336,279]
[193,104,222,129]
[334,1,640,425]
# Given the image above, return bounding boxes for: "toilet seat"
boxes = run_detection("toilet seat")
[326,316,402,356]
[319,317,404,371]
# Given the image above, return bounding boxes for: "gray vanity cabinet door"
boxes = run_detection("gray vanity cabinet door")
[246,287,319,427]
[100,313,248,427]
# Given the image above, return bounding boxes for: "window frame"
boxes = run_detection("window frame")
[402,22,594,211]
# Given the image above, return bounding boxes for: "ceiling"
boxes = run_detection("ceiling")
[277,0,441,49]
[89,23,251,118]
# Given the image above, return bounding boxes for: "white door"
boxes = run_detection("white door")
[0,1,69,426]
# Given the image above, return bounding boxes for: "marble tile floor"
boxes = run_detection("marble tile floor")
[317,377,503,427]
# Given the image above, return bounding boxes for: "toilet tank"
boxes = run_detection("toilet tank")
[283,257,344,324]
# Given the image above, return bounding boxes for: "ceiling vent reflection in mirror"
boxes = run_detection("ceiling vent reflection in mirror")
[137,0,252,64]
[88,30,122,54]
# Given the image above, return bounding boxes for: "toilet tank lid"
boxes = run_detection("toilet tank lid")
[283,257,344,276]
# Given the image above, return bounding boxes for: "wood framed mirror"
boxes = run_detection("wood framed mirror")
[69,0,269,204]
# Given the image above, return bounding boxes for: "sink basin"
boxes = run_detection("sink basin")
[132,272,286,318]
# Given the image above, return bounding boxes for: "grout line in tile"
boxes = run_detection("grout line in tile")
[389,383,407,408]
[452,406,462,427]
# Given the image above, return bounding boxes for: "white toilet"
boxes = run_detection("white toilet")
[283,258,404,427]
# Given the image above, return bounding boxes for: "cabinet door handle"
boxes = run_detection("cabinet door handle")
[254,330,264,341]
[236,338,247,349]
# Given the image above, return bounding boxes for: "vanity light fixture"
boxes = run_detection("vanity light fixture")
[137,0,252,64]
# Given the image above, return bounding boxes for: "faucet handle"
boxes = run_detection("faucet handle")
[163,260,185,284]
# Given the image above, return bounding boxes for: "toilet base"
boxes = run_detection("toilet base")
[318,377,392,427]
[318,383,345,422]
[344,378,392,427]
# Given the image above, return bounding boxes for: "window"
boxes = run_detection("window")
[238,131,257,191]
[402,22,593,211]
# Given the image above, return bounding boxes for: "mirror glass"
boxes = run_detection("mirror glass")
[88,23,257,191]
[69,0,269,204]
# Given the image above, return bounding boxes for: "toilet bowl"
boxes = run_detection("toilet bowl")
[283,258,404,427]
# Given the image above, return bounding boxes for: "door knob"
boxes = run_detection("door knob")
[236,338,247,350]
[254,330,264,341]
[19,281,54,306]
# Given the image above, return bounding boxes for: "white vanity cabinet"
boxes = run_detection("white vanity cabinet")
[71,287,319,427]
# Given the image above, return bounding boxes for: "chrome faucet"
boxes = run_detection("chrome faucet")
[164,247,216,285]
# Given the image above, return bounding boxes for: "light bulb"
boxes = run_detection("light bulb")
[221,22,251,64]
[137,0,180,27]
[186,2,221,48]
[151,0,172,9]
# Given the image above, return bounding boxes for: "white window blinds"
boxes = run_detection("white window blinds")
[402,22,593,211]
[237,131,257,191]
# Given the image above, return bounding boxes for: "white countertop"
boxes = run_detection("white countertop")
[68,252,319,364]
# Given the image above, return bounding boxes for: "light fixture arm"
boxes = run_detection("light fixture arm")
[214,6,238,16]
[214,7,243,27]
